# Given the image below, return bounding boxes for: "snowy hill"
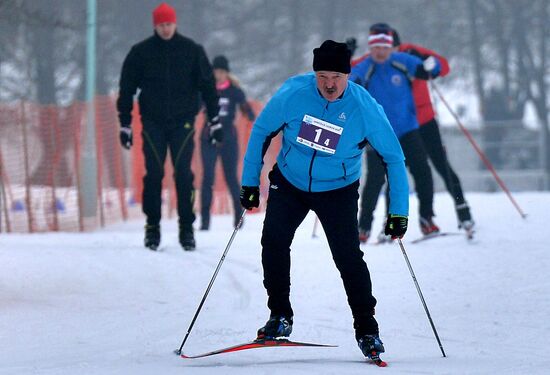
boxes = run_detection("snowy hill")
[1,192,549,375]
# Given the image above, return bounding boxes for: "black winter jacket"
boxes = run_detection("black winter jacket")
[117,32,219,126]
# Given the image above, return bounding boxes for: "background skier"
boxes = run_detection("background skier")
[351,23,441,243]
[200,55,256,230]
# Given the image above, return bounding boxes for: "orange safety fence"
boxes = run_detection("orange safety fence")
[0,97,277,233]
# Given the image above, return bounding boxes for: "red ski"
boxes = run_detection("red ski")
[180,338,337,359]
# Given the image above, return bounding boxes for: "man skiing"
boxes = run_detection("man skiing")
[116,3,220,251]
[239,40,409,361]
[350,23,440,244]
[352,28,475,233]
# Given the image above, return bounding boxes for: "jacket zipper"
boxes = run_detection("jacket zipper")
[308,101,330,192]
[342,162,347,180]
[308,150,317,192]
[282,145,291,167]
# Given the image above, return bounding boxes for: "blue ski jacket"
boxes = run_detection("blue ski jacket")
[350,52,440,138]
[242,73,409,216]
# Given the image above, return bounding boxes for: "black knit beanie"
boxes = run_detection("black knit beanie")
[212,55,230,71]
[313,40,351,74]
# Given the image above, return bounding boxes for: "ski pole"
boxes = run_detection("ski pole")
[430,81,527,219]
[397,238,446,357]
[311,216,319,238]
[175,209,247,355]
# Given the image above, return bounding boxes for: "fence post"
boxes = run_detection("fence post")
[20,101,34,232]
[0,145,11,233]
[48,107,59,231]
[107,97,128,221]
[95,101,105,227]
[72,103,84,232]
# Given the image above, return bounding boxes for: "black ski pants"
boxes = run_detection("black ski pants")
[359,129,434,231]
[141,119,196,230]
[262,166,378,335]
[419,118,466,206]
[200,126,241,226]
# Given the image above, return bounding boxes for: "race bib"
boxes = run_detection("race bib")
[296,115,343,154]
[218,97,229,117]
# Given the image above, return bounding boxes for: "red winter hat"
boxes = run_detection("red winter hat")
[152,3,177,26]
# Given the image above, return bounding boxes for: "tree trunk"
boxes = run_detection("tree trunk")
[467,0,486,115]
[29,9,59,185]
[535,0,549,180]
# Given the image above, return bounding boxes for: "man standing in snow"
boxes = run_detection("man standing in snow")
[351,23,440,243]
[116,3,220,251]
[239,40,409,361]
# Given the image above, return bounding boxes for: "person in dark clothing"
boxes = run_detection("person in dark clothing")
[393,29,474,231]
[200,55,255,230]
[350,23,441,243]
[116,3,220,251]
[240,40,410,361]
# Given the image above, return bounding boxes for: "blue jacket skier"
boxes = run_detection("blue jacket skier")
[350,23,441,243]
[239,40,409,361]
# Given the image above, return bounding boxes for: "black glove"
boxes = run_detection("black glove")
[384,214,408,239]
[207,116,223,145]
[240,186,260,210]
[119,124,132,150]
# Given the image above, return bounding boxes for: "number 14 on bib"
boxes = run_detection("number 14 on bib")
[296,115,343,154]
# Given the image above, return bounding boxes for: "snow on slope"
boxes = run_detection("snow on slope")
[1,192,549,375]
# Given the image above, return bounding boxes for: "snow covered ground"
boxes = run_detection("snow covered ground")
[1,192,549,375]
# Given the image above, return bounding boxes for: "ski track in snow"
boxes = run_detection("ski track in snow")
[1,192,549,374]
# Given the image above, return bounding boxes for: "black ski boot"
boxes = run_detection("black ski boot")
[456,203,475,230]
[419,216,440,235]
[256,315,293,339]
[179,226,196,251]
[357,333,385,360]
[199,217,209,231]
[358,229,370,244]
[144,224,160,251]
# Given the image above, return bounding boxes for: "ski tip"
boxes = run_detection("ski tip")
[375,359,388,367]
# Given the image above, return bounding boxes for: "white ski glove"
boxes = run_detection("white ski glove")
[423,56,437,73]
